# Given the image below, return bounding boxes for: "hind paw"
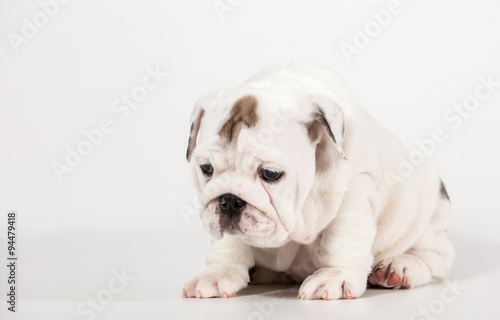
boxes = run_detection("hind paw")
[368,260,411,289]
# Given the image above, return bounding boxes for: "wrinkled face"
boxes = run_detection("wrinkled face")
[188,91,319,248]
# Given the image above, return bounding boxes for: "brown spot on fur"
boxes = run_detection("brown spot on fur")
[440,180,450,201]
[218,95,259,141]
[306,120,321,142]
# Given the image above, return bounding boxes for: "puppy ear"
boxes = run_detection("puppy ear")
[186,107,204,162]
[306,96,347,160]
[186,91,225,162]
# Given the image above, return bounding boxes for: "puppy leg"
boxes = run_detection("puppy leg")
[369,197,454,289]
[183,234,254,298]
[298,174,378,300]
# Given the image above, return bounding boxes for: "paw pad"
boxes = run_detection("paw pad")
[370,263,411,289]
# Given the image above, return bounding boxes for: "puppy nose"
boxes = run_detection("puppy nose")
[219,194,246,216]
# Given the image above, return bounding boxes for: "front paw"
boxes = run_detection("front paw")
[298,267,367,300]
[182,265,250,298]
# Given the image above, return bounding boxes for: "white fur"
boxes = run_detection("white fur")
[183,61,454,300]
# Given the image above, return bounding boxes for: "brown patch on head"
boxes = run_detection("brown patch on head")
[440,180,450,201]
[218,95,259,142]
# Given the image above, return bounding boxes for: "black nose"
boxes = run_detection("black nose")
[219,194,246,216]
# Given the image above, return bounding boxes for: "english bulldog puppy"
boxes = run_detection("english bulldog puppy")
[182,61,454,300]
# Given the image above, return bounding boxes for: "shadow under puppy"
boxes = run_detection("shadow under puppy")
[183,61,454,300]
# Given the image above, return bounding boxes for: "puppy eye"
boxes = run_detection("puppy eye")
[261,169,283,181]
[200,164,213,176]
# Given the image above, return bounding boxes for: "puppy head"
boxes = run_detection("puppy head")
[186,88,345,248]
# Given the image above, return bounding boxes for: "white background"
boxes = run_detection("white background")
[1,0,499,319]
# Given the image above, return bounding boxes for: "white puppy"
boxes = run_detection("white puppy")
[183,61,454,300]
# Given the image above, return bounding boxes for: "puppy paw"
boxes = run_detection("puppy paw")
[297,268,367,300]
[182,265,250,298]
[368,256,418,289]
